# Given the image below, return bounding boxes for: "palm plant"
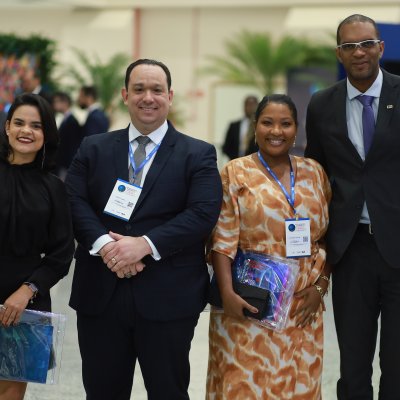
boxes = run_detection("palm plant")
[63,47,130,116]
[201,31,336,93]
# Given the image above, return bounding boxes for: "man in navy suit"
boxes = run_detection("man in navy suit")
[77,85,109,136]
[221,95,258,160]
[20,68,53,104]
[305,14,400,399]
[65,59,222,400]
[52,91,82,180]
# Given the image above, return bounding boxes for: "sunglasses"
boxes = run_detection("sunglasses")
[336,39,381,52]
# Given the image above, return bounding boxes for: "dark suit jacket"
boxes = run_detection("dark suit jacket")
[37,87,53,104]
[83,108,109,137]
[222,119,242,160]
[56,113,83,170]
[305,70,400,267]
[65,122,223,320]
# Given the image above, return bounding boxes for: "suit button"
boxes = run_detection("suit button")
[355,204,362,209]
[125,224,131,231]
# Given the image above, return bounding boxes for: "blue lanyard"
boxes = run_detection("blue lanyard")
[257,151,297,215]
[128,140,161,179]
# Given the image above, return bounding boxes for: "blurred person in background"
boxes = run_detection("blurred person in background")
[52,91,82,181]
[222,95,258,160]
[77,85,109,137]
[20,68,52,104]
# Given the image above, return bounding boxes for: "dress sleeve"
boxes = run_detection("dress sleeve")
[317,161,332,207]
[211,162,241,260]
[29,176,75,293]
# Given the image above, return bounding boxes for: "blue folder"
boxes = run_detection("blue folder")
[0,321,53,383]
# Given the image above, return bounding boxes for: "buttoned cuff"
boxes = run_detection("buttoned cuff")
[90,234,115,256]
[143,235,161,260]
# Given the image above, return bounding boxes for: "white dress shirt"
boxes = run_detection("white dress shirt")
[346,68,382,224]
[90,121,168,259]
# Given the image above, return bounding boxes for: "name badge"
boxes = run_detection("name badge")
[285,218,311,258]
[103,179,141,221]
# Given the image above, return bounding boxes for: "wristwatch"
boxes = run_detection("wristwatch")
[23,282,39,303]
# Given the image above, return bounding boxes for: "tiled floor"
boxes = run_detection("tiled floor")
[24,262,380,399]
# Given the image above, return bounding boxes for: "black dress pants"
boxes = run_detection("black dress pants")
[333,225,400,400]
[76,279,199,400]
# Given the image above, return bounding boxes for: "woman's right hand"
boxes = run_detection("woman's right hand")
[221,289,259,319]
[0,286,32,327]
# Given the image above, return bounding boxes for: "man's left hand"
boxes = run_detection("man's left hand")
[103,232,152,272]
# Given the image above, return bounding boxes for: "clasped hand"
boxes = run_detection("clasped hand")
[100,231,152,278]
[291,285,326,328]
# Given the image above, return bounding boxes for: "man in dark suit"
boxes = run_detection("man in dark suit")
[77,85,109,136]
[52,91,82,180]
[305,14,400,399]
[65,59,222,400]
[221,95,258,160]
[0,111,6,132]
[20,68,53,104]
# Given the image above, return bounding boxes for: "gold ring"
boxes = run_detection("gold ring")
[111,257,117,264]
[124,273,133,278]
[0,305,7,310]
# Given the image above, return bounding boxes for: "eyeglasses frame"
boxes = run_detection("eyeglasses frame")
[336,39,382,52]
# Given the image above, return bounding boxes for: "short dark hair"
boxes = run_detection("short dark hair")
[80,85,98,100]
[245,95,258,104]
[124,59,172,91]
[0,93,59,171]
[336,14,380,45]
[52,91,72,106]
[254,94,298,126]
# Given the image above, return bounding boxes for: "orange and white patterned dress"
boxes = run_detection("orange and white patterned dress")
[206,154,331,400]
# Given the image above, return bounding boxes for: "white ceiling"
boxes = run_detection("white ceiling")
[1,0,400,9]
[0,0,105,9]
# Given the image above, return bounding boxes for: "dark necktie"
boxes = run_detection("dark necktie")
[356,95,375,155]
[130,136,151,185]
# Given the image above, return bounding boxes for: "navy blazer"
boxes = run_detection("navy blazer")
[65,123,223,320]
[305,70,400,267]
[56,113,82,170]
[83,108,109,137]
[222,119,242,160]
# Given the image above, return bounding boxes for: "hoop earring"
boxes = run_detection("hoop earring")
[41,143,46,169]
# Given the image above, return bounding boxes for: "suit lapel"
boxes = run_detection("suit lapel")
[374,72,399,138]
[112,127,130,182]
[334,82,364,164]
[131,126,178,215]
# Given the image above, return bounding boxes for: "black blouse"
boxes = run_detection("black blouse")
[0,158,75,311]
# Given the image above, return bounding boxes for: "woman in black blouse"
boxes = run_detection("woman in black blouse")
[0,93,74,399]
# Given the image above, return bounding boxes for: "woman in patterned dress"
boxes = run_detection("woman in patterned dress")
[207,94,331,399]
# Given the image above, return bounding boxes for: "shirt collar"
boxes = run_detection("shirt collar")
[347,68,383,100]
[88,102,102,112]
[32,85,42,95]
[128,120,168,144]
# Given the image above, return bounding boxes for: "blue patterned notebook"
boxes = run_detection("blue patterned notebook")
[0,322,53,383]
